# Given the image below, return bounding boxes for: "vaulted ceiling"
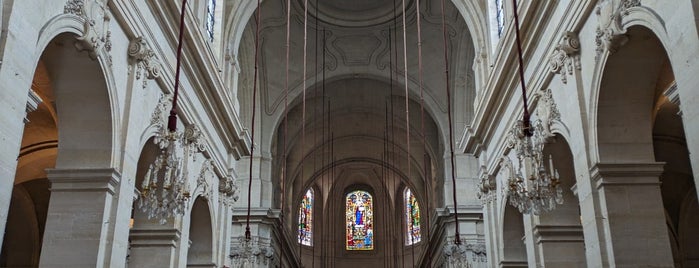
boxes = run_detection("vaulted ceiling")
[235,0,475,208]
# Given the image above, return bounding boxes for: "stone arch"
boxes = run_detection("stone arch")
[499,204,527,267]
[187,197,215,267]
[591,21,696,266]
[34,18,116,169]
[535,134,586,267]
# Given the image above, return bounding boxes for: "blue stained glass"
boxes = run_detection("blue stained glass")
[346,190,374,250]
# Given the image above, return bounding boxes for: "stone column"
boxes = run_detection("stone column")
[590,163,674,267]
[39,168,120,267]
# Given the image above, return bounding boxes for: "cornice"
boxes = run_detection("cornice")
[462,1,596,173]
[110,0,251,166]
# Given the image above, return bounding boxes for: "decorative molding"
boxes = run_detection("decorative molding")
[594,0,641,60]
[64,0,113,65]
[128,37,162,88]
[548,31,580,84]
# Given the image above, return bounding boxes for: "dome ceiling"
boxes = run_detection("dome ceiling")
[303,0,415,27]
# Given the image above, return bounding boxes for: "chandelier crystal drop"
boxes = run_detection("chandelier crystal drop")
[138,129,190,224]
[230,237,275,267]
[506,120,564,215]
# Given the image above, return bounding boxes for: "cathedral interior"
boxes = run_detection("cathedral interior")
[0,0,698,267]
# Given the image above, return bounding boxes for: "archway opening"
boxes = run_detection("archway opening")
[596,25,698,266]
[187,197,214,267]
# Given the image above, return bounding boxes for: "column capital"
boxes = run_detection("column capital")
[46,168,121,194]
[590,162,665,189]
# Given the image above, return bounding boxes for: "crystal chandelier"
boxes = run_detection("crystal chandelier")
[229,237,275,267]
[443,239,487,268]
[137,0,191,224]
[139,129,189,223]
[504,0,563,215]
[506,121,563,215]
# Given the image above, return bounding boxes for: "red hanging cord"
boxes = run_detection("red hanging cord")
[167,0,189,132]
[279,0,291,264]
[512,0,532,136]
[439,0,461,245]
[244,0,262,241]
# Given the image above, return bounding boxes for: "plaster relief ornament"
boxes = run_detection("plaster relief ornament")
[594,0,641,60]
[64,0,113,65]
[548,31,580,84]
[128,37,162,88]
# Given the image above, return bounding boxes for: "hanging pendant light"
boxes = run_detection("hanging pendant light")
[138,0,191,224]
[505,0,563,215]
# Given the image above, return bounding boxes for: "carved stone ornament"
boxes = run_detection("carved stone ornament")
[195,160,213,199]
[184,124,207,155]
[128,37,162,88]
[219,175,240,206]
[549,31,580,84]
[64,0,112,65]
[594,0,641,60]
[533,88,560,140]
[476,166,496,203]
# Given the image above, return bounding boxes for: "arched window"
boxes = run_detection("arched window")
[298,189,313,246]
[205,0,216,42]
[495,0,505,38]
[345,190,374,250]
[404,188,421,245]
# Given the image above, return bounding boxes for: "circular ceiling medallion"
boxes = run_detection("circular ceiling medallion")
[302,0,415,28]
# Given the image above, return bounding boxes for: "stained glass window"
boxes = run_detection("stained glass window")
[345,190,374,250]
[495,0,505,38]
[205,0,216,42]
[404,188,421,245]
[298,189,313,246]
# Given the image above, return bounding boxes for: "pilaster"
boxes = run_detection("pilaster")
[39,168,120,267]
[590,162,674,267]
[128,228,180,267]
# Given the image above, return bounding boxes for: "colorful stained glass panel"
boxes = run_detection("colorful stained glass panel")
[405,188,421,245]
[298,189,313,246]
[345,190,374,250]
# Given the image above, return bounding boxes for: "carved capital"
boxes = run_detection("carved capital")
[64,0,112,64]
[594,0,641,60]
[128,37,161,87]
[549,31,580,84]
